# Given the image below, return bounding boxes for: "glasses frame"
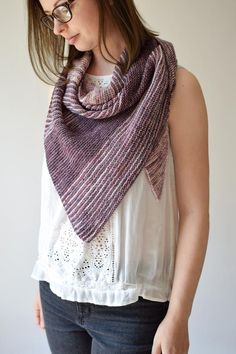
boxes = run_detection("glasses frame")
[40,1,74,30]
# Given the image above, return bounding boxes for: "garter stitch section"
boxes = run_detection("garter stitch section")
[44,36,178,242]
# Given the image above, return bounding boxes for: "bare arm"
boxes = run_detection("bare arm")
[167,67,209,321]
[152,67,209,354]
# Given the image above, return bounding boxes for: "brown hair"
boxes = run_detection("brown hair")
[27,0,159,85]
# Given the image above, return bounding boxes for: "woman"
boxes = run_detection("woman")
[28,1,209,353]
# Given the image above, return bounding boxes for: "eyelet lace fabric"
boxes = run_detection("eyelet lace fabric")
[82,73,113,90]
[45,216,116,289]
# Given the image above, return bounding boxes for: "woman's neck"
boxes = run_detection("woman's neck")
[86,28,126,76]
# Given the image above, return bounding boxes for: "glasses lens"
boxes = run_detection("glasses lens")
[41,16,54,30]
[54,5,71,22]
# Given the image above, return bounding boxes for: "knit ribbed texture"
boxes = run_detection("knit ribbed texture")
[44,36,178,242]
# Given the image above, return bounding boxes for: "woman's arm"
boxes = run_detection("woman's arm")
[152,67,209,354]
[167,67,209,320]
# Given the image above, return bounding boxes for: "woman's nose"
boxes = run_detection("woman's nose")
[53,19,66,36]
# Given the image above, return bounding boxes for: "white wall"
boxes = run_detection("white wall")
[0,1,235,353]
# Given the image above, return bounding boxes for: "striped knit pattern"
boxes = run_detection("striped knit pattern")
[44,36,178,242]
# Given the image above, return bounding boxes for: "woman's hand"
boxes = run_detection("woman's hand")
[151,312,189,354]
[33,290,45,330]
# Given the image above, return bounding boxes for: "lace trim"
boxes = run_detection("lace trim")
[45,217,116,288]
[82,73,112,91]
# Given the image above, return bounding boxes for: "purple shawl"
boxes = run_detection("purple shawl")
[44,36,177,242]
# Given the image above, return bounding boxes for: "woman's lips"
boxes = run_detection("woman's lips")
[68,34,79,45]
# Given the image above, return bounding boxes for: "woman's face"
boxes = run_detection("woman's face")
[39,0,100,51]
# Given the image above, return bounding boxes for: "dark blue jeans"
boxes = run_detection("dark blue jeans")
[39,280,169,354]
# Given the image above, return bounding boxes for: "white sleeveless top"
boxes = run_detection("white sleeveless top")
[31,72,179,306]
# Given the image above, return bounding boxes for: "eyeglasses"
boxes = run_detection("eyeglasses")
[40,1,74,31]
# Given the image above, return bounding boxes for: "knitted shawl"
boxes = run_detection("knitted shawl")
[44,36,177,242]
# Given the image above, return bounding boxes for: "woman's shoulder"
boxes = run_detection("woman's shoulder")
[168,65,206,129]
[176,65,200,85]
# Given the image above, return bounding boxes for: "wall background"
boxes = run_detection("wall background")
[0,1,235,353]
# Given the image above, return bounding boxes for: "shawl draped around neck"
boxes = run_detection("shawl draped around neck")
[44,36,178,242]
